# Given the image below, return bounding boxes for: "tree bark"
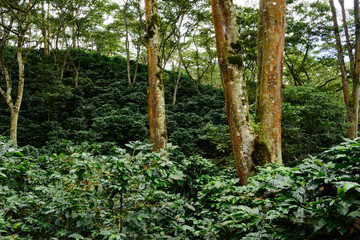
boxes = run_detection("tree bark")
[41,1,50,56]
[339,0,355,76]
[145,0,167,151]
[256,0,286,165]
[211,0,255,185]
[123,0,132,85]
[132,0,144,84]
[329,0,357,138]
[352,0,360,138]
[172,13,185,105]
[10,108,19,147]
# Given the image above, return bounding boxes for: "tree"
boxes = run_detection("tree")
[256,0,286,164]
[145,0,167,151]
[0,0,38,147]
[211,0,286,184]
[211,0,256,185]
[329,0,360,138]
[284,1,333,87]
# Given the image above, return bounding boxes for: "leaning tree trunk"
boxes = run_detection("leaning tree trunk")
[211,0,255,185]
[339,0,355,75]
[145,0,167,151]
[256,0,286,164]
[329,0,357,138]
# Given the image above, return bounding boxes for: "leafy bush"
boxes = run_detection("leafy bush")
[282,86,347,165]
[0,138,189,239]
[1,136,359,239]
[191,138,360,239]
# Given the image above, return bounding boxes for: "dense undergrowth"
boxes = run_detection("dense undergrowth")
[0,48,346,165]
[1,136,359,239]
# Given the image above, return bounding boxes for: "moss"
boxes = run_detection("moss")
[230,40,242,51]
[251,135,271,167]
[227,40,244,66]
[156,70,164,90]
[145,13,159,40]
[228,55,243,65]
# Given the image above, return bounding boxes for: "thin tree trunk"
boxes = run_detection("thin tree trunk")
[132,0,143,84]
[9,44,26,147]
[60,48,71,79]
[339,0,355,76]
[172,59,181,105]
[41,1,50,56]
[256,0,286,165]
[172,13,185,105]
[211,0,255,185]
[329,0,355,138]
[47,1,51,54]
[124,0,132,85]
[10,109,19,147]
[352,0,360,138]
[145,0,167,151]
[71,3,77,49]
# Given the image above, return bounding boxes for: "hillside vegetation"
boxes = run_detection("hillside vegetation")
[0,49,346,165]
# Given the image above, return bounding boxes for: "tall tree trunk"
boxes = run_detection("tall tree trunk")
[132,0,144,84]
[10,108,19,147]
[123,0,132,85]
[172,13,185,105]
[41,1,50,56]
[353,0,360,138]
[145,0,167,151]
[70,4,77,49]
[339,0,355,75]
[256,0,286,164]
[72,24,77,49]
[329,0,356,138]
[173,56,181,105]
[211,0,255,185]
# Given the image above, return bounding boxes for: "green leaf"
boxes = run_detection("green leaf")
[348,210,360,218]
[337,182,360,197]
[182,225,195,232]
[313,218,326,231]
[185,203,195,211]
[326,219,339,232]
[11,223,22,232]
[99,230,112,236]
[69,233,84,239]
[336,202,349,216]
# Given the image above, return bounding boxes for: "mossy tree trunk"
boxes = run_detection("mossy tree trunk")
[211,0,255,185]
[256,0,286,164]
[145,0,167,151]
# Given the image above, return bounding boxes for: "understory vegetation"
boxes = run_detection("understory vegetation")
[0,49,356,239]
[1,136,359,239]
[0,49,347,165]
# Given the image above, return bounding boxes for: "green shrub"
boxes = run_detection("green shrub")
[1,136,359,239]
